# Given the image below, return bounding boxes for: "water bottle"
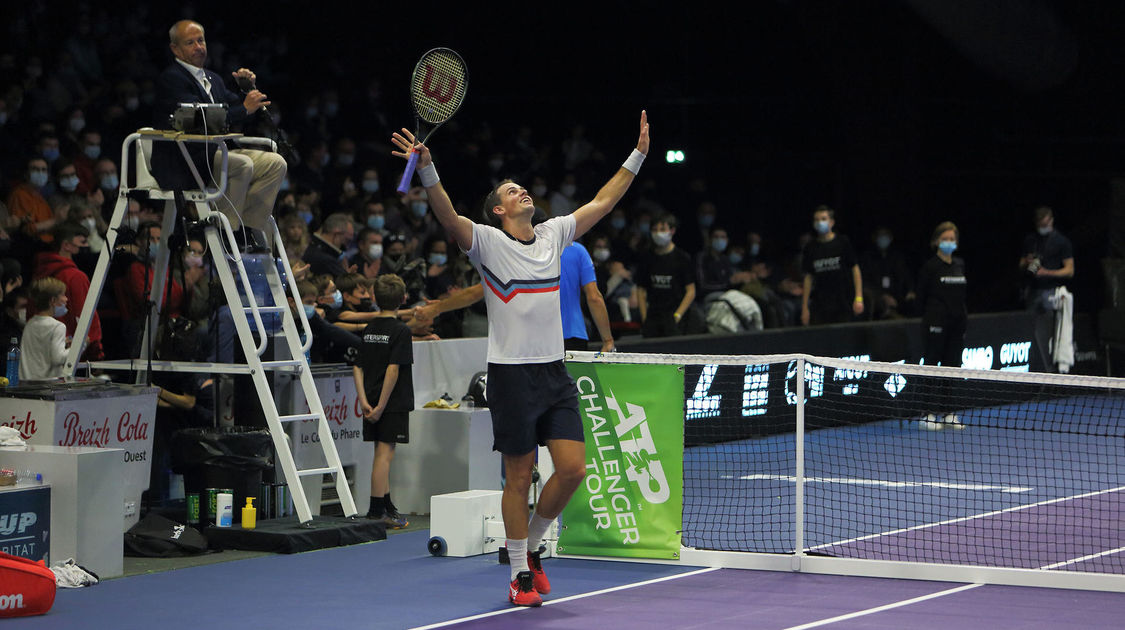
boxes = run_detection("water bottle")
[5,337,20,387]
[18,470,43,485]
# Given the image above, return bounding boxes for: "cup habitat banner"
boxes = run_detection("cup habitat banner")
[560,362,684,559]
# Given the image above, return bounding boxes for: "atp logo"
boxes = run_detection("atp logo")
[604,390,670,504]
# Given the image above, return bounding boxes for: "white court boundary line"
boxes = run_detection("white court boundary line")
[408,567,719,630]
[808,484,1125,553]
[1040,546,1125,570]
[733,473,1033,493]
[780,583,983,629]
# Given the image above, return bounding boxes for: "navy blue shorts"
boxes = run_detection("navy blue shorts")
[486,361,583,455]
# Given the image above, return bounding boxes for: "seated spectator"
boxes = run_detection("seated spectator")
[122,221,183,356]
[379,233,426,304]
[19,277,70,381]
[695,226,752,302]
[293,278,360,364]
[303,212,355,277]
[32,221,103,360]
[588,232,635,323]
[350,227,384,279]
[7,156,56,245]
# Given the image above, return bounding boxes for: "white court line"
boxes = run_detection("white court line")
[1040,545,1125,570]
[733,473,1032,493]
[780,583,983,629]
[807,484,1125,553]
[408,567,719,630]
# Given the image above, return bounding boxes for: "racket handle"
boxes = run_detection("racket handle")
[397,150,421,194]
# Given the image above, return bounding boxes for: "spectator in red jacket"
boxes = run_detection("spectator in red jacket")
[31,221,103,360]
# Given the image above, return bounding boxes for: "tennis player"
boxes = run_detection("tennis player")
[392,111,649,607]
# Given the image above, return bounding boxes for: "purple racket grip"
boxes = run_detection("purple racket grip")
[397,150,421,194]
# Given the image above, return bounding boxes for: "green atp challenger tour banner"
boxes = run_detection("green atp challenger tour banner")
[559,362,684,559]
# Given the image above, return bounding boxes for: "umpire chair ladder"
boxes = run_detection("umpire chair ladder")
[68,128,357,524]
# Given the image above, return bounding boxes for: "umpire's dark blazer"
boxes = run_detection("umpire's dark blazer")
[150,61,250,190]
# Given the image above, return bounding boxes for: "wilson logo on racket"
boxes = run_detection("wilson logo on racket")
[421,65,458,104]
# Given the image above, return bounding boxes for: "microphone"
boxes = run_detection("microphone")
[235,75,270,116]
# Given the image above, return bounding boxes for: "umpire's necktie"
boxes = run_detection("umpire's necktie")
[200,75,214,103]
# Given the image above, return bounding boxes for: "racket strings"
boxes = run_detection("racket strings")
[411,51,467,123]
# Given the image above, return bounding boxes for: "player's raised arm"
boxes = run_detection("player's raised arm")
[391,129,474,251]
[572,110,650,239]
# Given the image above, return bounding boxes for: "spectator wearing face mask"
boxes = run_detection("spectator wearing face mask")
[93,157,120,219]
[548,173,580,216]
[50,160,103,227]
[303,212,356,277]
[8,156,56,244]
[680,201,718,256]
[19,277,71,381]
[350,227,384,279]
[71,129,102,193]
[800,205,864,326]
[378,233,427,305]
[695,226,751,302]
[859,226,916,319]
[398,186,440,251]
[588,233,635,324]
[122,221,183,357]
[1019,205,1074,313]
[31,221,103,361]
[635,213,696,338]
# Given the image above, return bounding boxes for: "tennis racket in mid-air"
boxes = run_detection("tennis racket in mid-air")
[396,47,468,193]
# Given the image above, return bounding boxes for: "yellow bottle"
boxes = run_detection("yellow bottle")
[242,497,257,529]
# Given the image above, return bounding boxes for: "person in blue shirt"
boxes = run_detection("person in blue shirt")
[560,242,615,352]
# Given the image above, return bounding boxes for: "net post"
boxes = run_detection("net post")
[794,357,806,568]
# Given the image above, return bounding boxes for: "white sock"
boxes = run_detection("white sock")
[527,512,554,551]
[507,538,529,581]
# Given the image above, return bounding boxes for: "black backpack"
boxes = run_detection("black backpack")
[124,513,209,557]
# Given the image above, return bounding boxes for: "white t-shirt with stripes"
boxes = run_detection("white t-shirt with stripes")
[464,215,576,364]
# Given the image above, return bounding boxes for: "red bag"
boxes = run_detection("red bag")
[0,551,56,617]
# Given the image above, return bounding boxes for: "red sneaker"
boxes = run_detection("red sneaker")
[509,570,542,607]
[528,550,551,594]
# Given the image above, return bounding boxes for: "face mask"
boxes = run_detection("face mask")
[366,243,383,259]
[610,218,626,231]
[279,178,291,192]
[560,183,576,197]
[83,145,101,160]
[29,171,48,188]
[358,297,373,310]
[637,221,650,233]
[53,304,68,318]
[938,241,957,255]
[81,217,97,232]
[428,253,447,267]
[124,215,140,231]
[711,238,728,253]
[362,179,380,194]
[306,107,319,119]
[330,290,343,309]
[876,236,892,250]
[324,102,339,117]
[814,220,831,235]
[185,253,204,268]
[748,243,761,257]
[16,309,27,325]
[100,173,119,190]
[532,184,547,198]
[366,215,385,230]
[0,112,7,125]
[147,243,161,260]
[411,201,428,218]
[299,211,314,225]
[125,96,140,111]
[320,153,330,167]
[337,153,354,167]
[1038,225,1053,236]
[699,215,715,228]
[592,247,610,263]
[69,117,86,133]
[303,304,317,319]
[59,175,79,192]
[729,253,743,265]
[42,147,60,162]
[652,231,672,247]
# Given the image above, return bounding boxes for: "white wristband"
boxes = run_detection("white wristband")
[622,149,645,175]
[418,163,440,188]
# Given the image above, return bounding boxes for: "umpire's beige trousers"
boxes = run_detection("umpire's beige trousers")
[211,149,286,231]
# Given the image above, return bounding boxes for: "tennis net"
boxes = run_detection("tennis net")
[569,351,1125,588]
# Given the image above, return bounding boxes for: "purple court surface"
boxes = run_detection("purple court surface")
[6,530,1123,629]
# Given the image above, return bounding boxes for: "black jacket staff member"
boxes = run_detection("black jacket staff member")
[917,221,967,368]
[151,20,286,234]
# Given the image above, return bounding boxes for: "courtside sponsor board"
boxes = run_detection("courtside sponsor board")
[560,363,684,559]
